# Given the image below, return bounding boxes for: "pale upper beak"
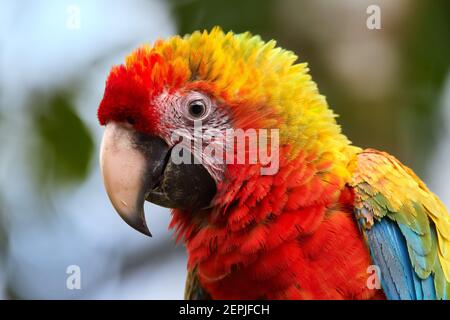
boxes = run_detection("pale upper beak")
[100,122,163,236]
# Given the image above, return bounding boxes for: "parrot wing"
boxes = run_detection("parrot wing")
[184,267,211,300]
[350,149,450,299]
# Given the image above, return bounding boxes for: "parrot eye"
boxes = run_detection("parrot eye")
[188,100,207,118]
[184,92,211,121]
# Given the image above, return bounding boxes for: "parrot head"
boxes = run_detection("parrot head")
[98,27,351,238]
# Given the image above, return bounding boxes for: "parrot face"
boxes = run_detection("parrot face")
[99,86,227,235]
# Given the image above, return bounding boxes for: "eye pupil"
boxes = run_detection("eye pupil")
[189,101,206,118]
[191,104,204,115]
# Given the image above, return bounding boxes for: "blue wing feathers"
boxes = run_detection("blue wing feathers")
[366,218,436,300]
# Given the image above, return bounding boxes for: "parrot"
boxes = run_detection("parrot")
[97,27,450,300]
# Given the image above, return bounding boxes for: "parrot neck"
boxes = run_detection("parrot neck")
[170,141,377,299]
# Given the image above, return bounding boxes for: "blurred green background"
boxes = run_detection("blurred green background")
[0,0,449,299]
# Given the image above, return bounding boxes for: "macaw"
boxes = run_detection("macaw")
[97,28,450,300]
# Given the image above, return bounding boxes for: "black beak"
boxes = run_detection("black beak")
[100,122,216,236]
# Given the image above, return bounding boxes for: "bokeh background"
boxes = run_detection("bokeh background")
[0,0,449,299]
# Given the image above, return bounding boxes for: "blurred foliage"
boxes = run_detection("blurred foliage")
[28,92,94,189]
[400,0,450,173]
[169,0,276,38]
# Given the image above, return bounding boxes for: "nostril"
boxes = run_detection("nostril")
[126,117,135,125]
